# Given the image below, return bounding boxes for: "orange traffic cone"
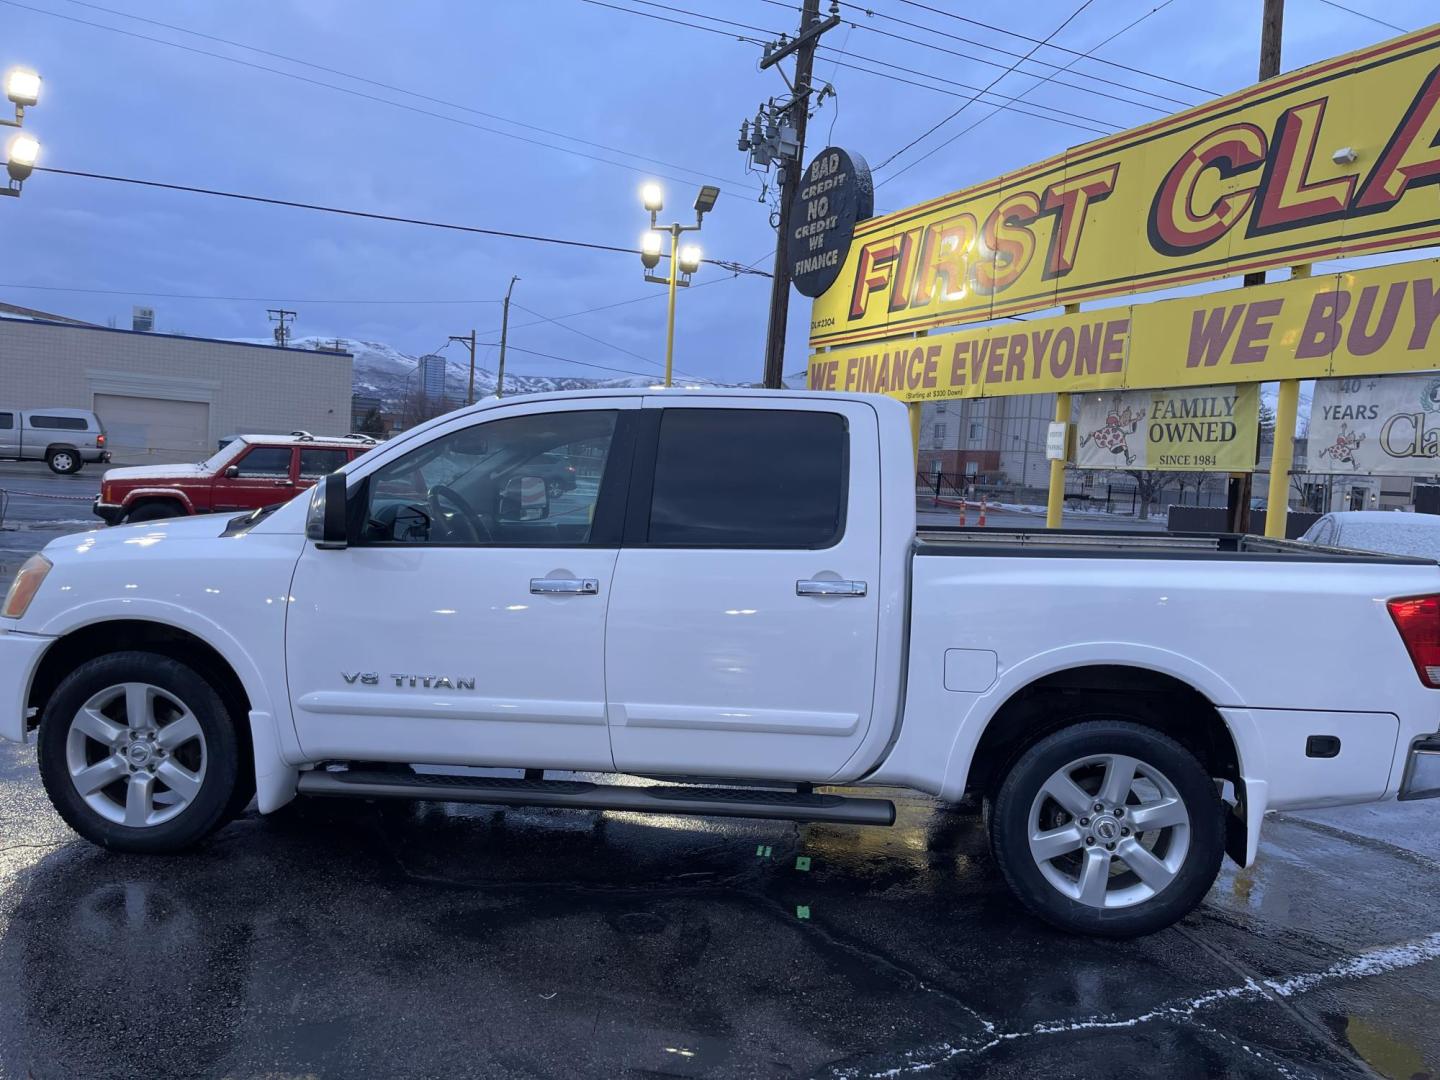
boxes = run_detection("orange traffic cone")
[978,498,988,527]
[958,499,967,526]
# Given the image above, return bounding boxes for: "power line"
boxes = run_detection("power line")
[820,54,1118,134]
[512,299,707,382]
[498,344,657,379]
[575,0,769,42]
[816,29,1178,113]
[753,0,1195,109]
[877,0,1218,96]
[54,0,745,188]
[2,0,754,191]
[876,0,1097,173]
[577,0,1125,132]
[0,282,506,304]
[1310,0,1408,33]
[27,163,773,275]
[880,0,1176,186]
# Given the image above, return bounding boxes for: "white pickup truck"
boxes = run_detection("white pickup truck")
[3,389,1438,936]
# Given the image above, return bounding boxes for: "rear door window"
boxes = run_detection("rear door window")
[644,409,847,548]
[233,446,294,478]
[298,448,350,478]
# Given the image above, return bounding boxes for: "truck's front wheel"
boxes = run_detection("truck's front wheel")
[37,652,243,853]
[990,720,1224,938]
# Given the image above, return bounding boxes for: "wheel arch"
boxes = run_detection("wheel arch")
[27,618,255,735]
[939,648,1265,866]
[120,487,195,514]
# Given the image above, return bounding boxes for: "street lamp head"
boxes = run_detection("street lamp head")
[7,131,38,180]
[693,185,720,216]
[679,244,702,274]
[5,68,39,108]
[640,230,663,269]
[641,182,664,213]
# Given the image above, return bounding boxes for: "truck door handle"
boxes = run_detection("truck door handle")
[530,578,600,595]
[796,579,867,598]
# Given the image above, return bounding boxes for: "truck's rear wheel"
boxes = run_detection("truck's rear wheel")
[989,720,1223,938]
[37,652,242,853]
[45,448,81,474]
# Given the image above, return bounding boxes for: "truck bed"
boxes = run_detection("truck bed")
[914,526,1436,563]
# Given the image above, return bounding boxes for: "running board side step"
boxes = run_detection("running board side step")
[296,769,896,826]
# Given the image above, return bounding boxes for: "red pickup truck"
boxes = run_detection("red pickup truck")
[93,432,377,525]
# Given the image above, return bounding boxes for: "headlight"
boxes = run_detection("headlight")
[2,554,52,619]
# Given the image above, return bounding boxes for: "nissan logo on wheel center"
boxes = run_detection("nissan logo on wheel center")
[787,146,873,299]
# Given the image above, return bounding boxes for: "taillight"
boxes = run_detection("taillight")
[95,433,105,446]
[1388,595,1440,687]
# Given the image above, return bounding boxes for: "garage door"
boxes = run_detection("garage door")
[93,394,210,464]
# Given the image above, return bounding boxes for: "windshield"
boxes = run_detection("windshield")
[1338,521,1440,559]
[197,440,248,471]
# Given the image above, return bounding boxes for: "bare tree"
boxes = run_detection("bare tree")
[397,384,459,430]
[1125,470,1171,521]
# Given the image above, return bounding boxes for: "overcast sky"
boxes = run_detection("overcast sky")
[1,0,1435,386]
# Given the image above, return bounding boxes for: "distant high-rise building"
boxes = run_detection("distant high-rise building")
[419,354,446,400]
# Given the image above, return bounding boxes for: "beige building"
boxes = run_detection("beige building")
[0,316,353,463]
[917,394,1055,489]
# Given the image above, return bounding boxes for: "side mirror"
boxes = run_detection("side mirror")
[223,465,240,478]
[305,472,349,549]
[498,475,549,521]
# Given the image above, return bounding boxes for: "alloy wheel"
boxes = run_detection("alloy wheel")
[64,682,208,827]
[1026,753,1191,909]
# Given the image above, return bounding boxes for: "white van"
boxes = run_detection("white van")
[0,408,110,473]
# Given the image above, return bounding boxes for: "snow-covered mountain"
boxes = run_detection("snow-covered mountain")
[259,335,718,404]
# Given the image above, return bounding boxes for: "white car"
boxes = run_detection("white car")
[2,389,1439,937]
[1299,509,1440,559]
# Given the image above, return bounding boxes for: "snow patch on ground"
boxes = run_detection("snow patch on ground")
[838,930,1440,1077]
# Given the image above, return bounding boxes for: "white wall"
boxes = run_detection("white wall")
[0,318,353,463]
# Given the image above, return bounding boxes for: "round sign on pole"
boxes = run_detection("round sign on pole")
[786,147,873,299]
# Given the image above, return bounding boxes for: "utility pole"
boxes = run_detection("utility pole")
[497,275,519,399]
[267,308,296,348]
[1243,0,1284,291]
[1230,0,1284,533]
[449,331,478,404]
[756,0,841,389]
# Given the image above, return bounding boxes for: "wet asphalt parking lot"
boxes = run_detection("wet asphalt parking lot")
[0,462,1437,1079]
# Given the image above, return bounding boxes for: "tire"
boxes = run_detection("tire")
[45,448,81,474]
[126,502,183,523]
[36,651,243,853]
[989,719,1224,938]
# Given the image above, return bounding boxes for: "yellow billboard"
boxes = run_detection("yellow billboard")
[806,257,1440,402]
[810,24,1440,350]
[1074,385,1260,471]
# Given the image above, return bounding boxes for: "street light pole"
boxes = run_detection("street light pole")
[639,183,718,386]
[664,227,679,387]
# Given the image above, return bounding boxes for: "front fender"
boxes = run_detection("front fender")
[32,598,277,727]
